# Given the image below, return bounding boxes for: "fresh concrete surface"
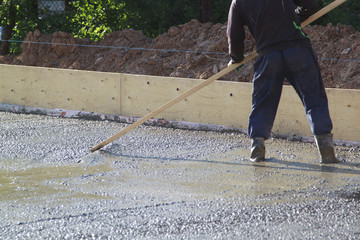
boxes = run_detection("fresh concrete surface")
[0,112,359,239]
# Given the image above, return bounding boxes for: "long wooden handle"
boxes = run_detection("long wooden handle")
[301,0,348,28]
[90,0,347,152]
[90,51,257,152]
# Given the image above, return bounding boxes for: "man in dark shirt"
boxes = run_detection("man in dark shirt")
[227,0,339,164]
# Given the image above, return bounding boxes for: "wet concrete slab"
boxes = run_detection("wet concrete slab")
[0,112,359,239]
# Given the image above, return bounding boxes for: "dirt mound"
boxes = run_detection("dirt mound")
[1,20,359,89]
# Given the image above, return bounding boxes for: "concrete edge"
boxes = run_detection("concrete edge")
[1,103,359,148]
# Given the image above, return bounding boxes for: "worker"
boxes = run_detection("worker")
[226,0,340,164]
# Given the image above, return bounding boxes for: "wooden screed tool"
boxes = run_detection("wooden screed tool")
[90,0,348,152]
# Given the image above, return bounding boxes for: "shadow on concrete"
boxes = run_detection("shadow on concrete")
[101,150,360,176]
[267,158,360,175]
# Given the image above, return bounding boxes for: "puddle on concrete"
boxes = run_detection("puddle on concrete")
[92,148,360,206]
[1,143,359,207]
[0,158,114,202]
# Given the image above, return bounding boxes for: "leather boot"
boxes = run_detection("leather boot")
[314,133,340,164]
[250,137,265,162]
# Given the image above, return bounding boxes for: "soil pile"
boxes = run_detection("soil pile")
[1,19,359,89]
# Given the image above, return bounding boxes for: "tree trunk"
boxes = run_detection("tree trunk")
[0,1,17,55]
[199,0,210,23]
[29,0,38,19]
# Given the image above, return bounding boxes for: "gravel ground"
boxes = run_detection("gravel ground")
[0,112,359,239]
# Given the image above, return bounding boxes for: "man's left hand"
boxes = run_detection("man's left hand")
[228,60,244,71]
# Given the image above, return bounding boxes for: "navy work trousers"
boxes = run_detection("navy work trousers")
[248,47,333,139]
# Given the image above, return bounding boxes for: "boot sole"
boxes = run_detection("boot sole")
[250,158,266,162]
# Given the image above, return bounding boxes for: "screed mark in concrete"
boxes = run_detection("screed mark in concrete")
[0,112,359,239]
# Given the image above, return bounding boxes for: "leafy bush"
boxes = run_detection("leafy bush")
[315,0,360,30]
[0,0,359,55]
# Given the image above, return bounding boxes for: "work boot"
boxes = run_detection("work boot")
[314,133,340,164]
[250,137,265,162]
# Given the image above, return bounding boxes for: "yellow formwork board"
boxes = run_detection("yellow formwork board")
[120,74,252,129]
[120,74,360,142]
[1,64,359,142]
[275,86,360,142]
[327,88,360,142]
[0,64,121,115]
